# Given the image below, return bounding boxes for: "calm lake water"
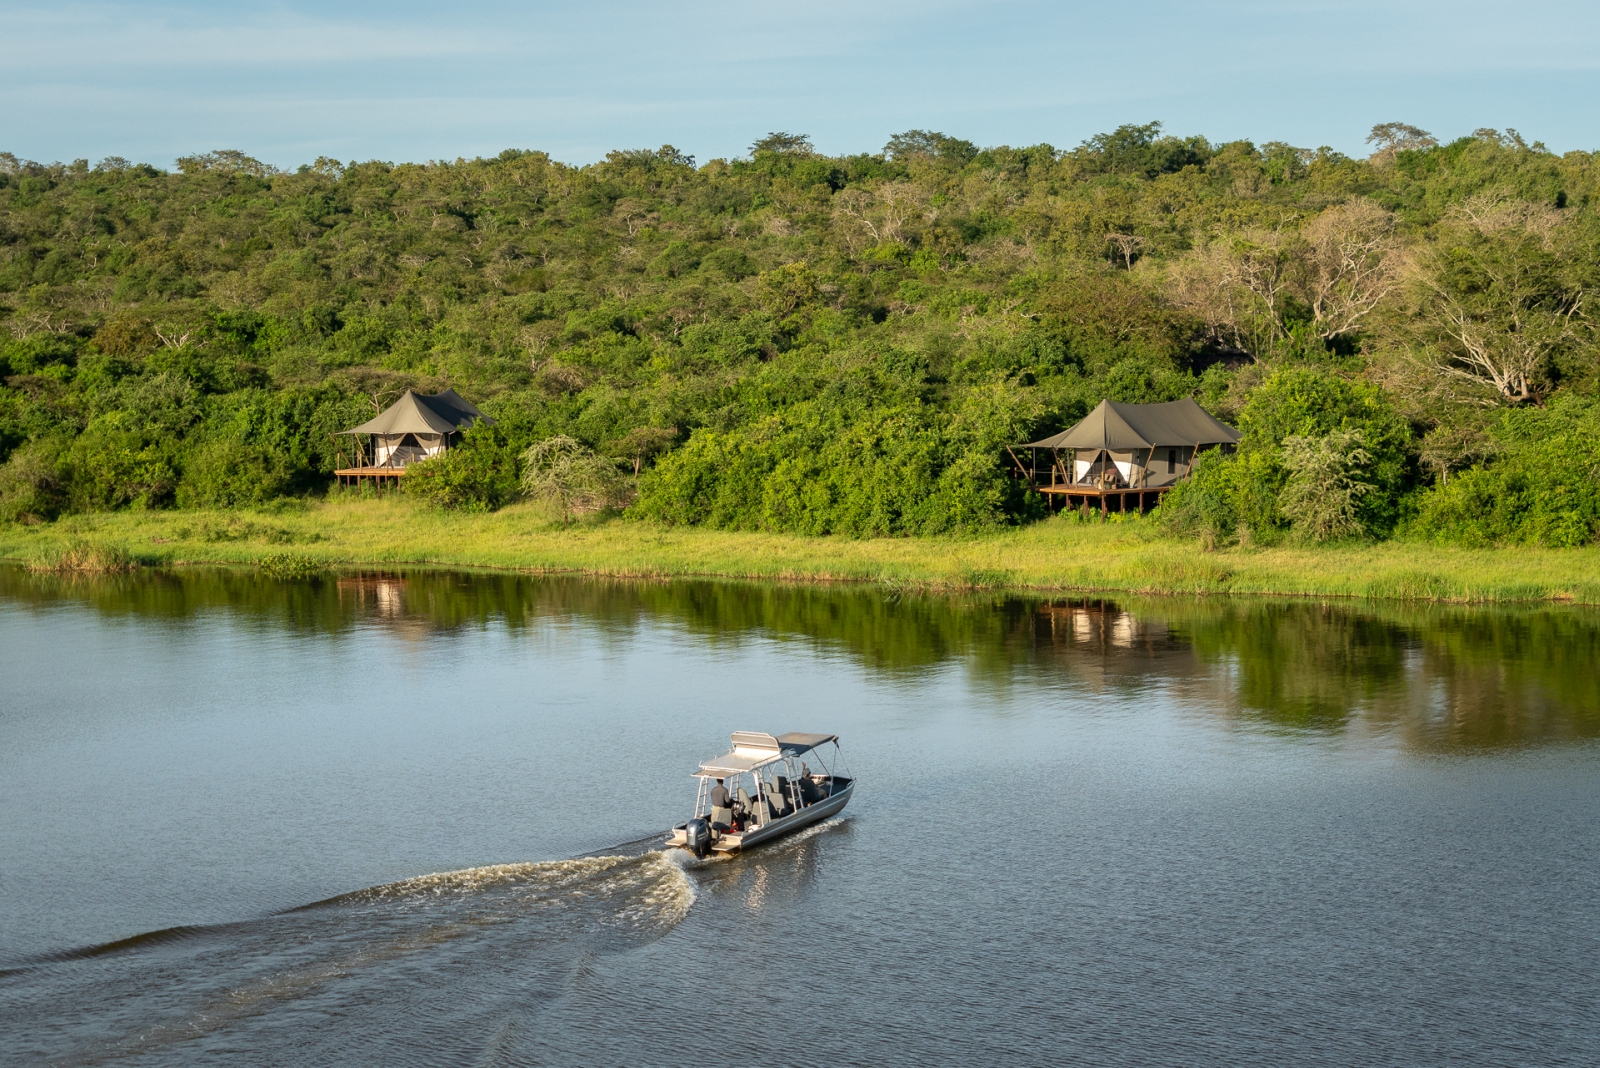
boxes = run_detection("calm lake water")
[2,565,1599,1066]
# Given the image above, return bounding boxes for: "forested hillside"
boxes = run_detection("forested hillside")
[2,124,1598,545]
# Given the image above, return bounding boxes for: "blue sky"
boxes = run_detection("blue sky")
[3,0,1598,169]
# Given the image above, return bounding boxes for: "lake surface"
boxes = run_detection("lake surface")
[2,565,1599,1066]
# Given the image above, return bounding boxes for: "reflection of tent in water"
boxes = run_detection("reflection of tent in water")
[336,574,406,617]
[1016,398,1240,516]
[334,389,494,487]
[1039,600,1169,649]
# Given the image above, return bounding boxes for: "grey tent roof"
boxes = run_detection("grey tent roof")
[1025,399,1240,451]
[337,389,494,436]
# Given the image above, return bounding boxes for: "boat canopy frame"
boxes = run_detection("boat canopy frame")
[688,732,848,828]
[692,731,839,778]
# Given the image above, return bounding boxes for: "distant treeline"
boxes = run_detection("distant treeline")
[1,123,1598,544]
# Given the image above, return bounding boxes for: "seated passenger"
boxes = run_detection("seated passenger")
[797,762,824,805]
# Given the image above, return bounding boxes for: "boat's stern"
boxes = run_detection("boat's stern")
[667,822,742,856]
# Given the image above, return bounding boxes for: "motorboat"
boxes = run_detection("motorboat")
[667,732,854,857]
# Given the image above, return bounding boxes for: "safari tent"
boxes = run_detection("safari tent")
[334,389,494,486]
[1017,398,1240,515]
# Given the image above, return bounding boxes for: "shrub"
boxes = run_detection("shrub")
[1236,368,1413,536]
[1159,449,1279,545]
[1406,398,1600,547]
[65,430,178,510]
[634,396,1025,536]
[406,431,523,511]
[520,435,629,519]
[0,439,68,523]
[1279,430,1374,541]
[176,439,288,508]
[0,334,79,377]
[603,426,677,475]
[1409,465,1600,547]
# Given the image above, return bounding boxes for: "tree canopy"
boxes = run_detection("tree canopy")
[1,124,1598,543]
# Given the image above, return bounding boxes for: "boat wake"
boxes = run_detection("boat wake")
[303,851,695,922]
[2,852,695,1066]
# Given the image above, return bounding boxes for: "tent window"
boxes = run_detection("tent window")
[1167,449,1176,474]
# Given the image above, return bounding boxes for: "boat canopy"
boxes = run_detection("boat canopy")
[777,732,837,753]
[694,731,839,777]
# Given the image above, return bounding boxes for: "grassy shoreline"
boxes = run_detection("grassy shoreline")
[2,499,1598,605]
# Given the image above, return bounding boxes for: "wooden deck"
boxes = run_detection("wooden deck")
[334,467,408,487]
[1036,483,1173,516]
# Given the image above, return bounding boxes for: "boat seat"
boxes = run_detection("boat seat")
[764,783,790,818]
[735,787,752,816]
[710,805,733,831]
[797,777,822,806]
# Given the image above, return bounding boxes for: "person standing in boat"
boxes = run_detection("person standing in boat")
[709,778,733,829]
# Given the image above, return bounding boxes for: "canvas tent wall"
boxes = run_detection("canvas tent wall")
[337,389,494,469]
[1024,399,1240,489]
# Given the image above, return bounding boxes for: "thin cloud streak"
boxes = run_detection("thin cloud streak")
[0,0,965,69]
[0,8,480,68]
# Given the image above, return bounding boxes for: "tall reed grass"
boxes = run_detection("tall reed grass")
[2,502,1597,605]
[26,540,138,574]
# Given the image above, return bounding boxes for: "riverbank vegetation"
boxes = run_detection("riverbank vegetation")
[1,499,1596,604]
[23,538,135,573]
[2,123,1598,549]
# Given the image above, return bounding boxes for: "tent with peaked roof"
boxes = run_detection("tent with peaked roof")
[1022,398,1239,491]
[337,389,494,470]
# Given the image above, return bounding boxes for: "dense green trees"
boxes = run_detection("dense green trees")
[1406,397,1600,547]
[0,124,1597,543]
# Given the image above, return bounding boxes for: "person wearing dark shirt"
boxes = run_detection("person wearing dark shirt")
[798,762,819,805]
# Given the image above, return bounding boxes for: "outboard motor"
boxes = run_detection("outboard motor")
[684,817,712,859]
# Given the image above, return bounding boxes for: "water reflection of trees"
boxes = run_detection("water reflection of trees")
[1176,602,1412,733]
[1137,598,1600,751]
[4,565,1597,753]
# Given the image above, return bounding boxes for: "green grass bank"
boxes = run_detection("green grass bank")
[3,499,1599,605]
